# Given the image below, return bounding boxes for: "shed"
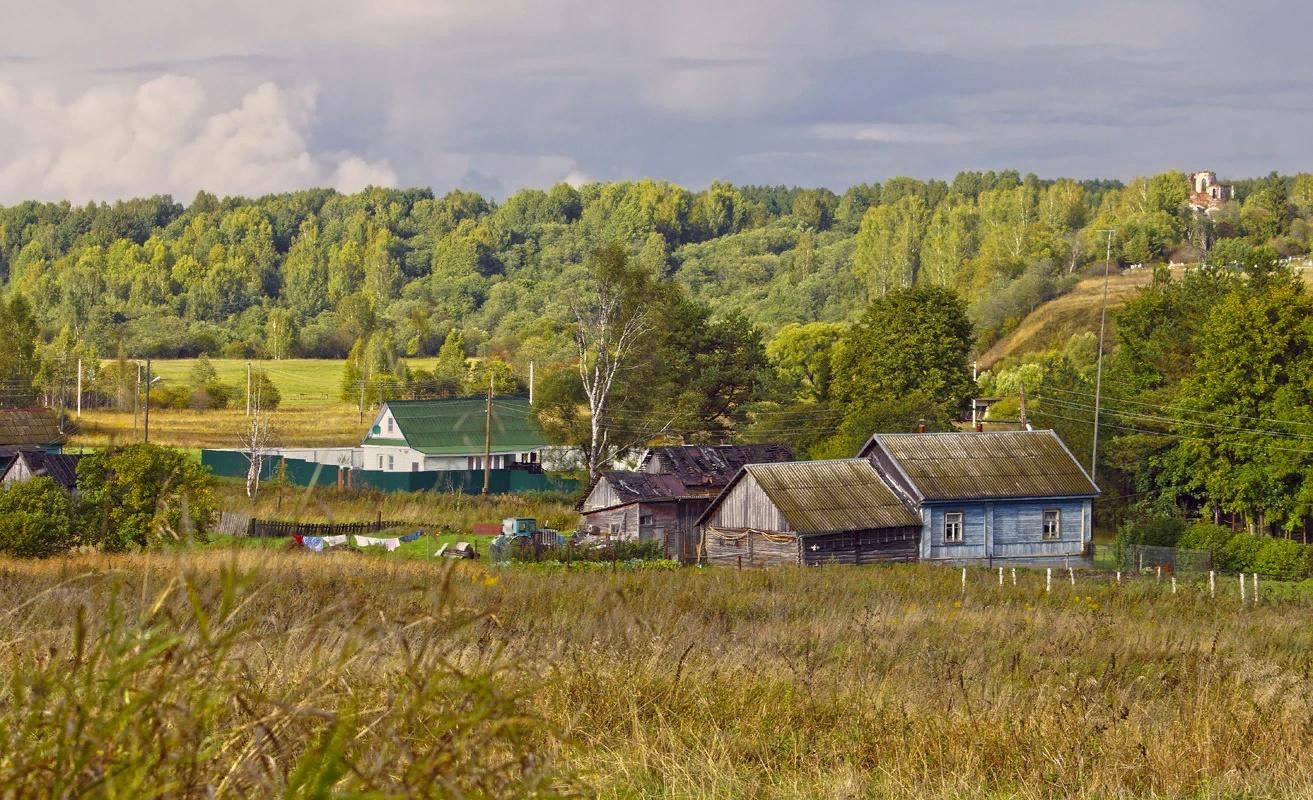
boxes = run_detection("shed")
[0,450,82,491]
[697,459,922,567]
[858,430,1099,564]
[577,472,700,551]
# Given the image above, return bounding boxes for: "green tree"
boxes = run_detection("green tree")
[77,444,217,551]
[0,477,77,558]
[831,286,975,433]
[0,294,41,407]
[767,322,846,402]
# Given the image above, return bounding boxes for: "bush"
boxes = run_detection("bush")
[1119,515,1186,548]
[1253,538,1313,580]
[0,477,77,558]
[1177,522,1233,553]
[77,444,217,551]
[1219,534,1266,574]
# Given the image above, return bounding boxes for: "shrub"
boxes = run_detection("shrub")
[1253,538,1313,580]
[1177,522,1233,553]
[1219,534,1266,574]
[0,477,78,558]
[1119,515,1186,548]
[77,444,217,551]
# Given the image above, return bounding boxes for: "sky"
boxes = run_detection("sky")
[1,1,1310,203]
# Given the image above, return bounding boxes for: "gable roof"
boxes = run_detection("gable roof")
[641,443,794,489]
[577,471,689,511]
[859,430,1099,502]
[0,409,64,449]
[699,459,921,534]
[1,450,82,490]
[367,397,548,456]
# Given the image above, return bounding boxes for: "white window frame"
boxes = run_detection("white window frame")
[944,511,964,544]
[387,455,394,470]
[1042,509,1062,540]
[387,416,394,433]
[377,455,384,469]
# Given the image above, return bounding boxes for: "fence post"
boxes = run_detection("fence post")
[1253,573,1259,603]
[1240,572,1246,604]
[1171,576,1177,595]
[1209,571,1215,598]
[1011,568,1016,586]
[1068,567,1075,586]
[962,567,967,597]
[998,567,1004,586]
[1116,570,1121,585]
[1156,565,1162,583]
[1046,568,1052,593]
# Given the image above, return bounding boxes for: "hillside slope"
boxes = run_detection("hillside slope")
[978,268,1158,368]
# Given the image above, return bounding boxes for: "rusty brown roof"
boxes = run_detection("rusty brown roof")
[0,409,64,449]
[862,430,1098,501]
[576,471,689,510]
[641,443,794,488]
[738,459,921,534]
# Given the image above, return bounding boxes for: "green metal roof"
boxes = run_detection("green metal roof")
[365,397,548,456]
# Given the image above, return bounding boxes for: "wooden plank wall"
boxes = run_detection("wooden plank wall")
[801,527,921,566]
[702,475,792,533]
[705,529,801,568]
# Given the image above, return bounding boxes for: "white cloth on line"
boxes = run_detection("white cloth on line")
[383,538,400,552]
[323,535,347,547]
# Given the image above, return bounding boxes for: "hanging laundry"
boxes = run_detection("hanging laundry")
[355,535,384,547]
[293,534,304,546]
[303,536,325,552]
[383,538,401,552]
[398,531,423,543]
[323,535,348,547]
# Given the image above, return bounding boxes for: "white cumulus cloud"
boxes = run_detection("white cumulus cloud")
[0,76,395,202]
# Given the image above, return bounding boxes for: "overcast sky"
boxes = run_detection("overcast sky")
[1,1,1310,203]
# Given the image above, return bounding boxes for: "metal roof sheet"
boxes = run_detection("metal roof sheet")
[2,450,81,490]
[0,409,64,448]
[743,459,922,534]
[370,397,547,456]
[864,430,1098,501]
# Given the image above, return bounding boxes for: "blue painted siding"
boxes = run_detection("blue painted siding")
[924,503,989,560]
[922,498,1092,562]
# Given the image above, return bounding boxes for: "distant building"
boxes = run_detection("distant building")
[0,408,65,460]
[1189,170,1233,213]
[0,450,82,491]
[858,430,1098,564]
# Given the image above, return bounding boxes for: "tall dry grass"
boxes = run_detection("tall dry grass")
[4,553,1313,798]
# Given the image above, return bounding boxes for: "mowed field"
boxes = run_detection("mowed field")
[5,552,1313,798]
[73,358,444,449]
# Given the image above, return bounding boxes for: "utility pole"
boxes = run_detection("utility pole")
[529,360,535,406]
[143,358,152,443]
[76,358,82,419]
[134,363,141,438]
[1019,380,1029,429]
[482,371,493,495]
[246,361,252,417]
[1091,229,1116,478]
[971,360,978,430]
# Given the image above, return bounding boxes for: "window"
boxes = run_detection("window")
[386,416,394,433]
[944,511,964,544]
[387,455,394,470]
[1042,509,1061,540]
[411,462,419,472]
[640,514,654,526]
[377,455,384,469]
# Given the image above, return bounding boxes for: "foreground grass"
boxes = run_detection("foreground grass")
[4,553,1313,798]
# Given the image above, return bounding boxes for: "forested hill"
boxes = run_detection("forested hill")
[1,170,1309,369]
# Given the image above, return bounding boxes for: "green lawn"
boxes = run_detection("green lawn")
[204,531,493,560]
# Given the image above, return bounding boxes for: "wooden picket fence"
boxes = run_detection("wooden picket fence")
[242,518,409,539]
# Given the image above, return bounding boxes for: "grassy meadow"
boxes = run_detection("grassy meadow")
[72,358,446,450]
[5,552,1313,798]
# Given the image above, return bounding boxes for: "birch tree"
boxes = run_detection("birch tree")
[239,380,278,499]
[573,245,651,477]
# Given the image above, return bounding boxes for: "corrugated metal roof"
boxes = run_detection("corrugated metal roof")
[587,472,688,508]
[370,397,547,456]
[0,409,64,448]
[2,450,81,490]
[642,443,794,488]
[743,459,922,534]
[865,430,1098,501]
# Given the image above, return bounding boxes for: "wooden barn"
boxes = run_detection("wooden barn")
[577,472,693,541]
[697,459,923,567]
[639,443,794,495]
[859,430,1099,564]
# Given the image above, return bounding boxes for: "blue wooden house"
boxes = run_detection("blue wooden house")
[858,430,1099,564]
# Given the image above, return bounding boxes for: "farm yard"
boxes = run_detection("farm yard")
[4,551,1313,798]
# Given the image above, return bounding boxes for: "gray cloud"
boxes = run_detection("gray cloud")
[0,0,1310,201]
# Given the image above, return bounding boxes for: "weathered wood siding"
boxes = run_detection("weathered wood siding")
[580,479,622,512]
[701,473,792,533]
[922,498,1091,561]
[801,527,921,565]
[581,500,680,542]
[704,529,800,568]
[0,456,31,485]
